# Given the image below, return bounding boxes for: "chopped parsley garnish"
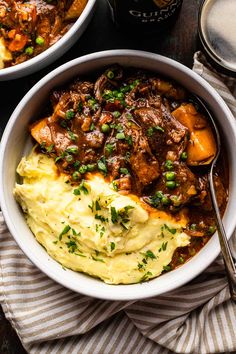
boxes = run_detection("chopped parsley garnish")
[110,205,134,227]
[68,130,77,141]
[145,250,156,259]
[110,242,116,251]
[55,152,65,163]
[126,135,133,146]
[164,224,177,234]
[77,101,83,113]
[73,160,80,169]
[111,207,118,224]
[120,167,129,175]
[95,200,101,211]
[140,271,153,283]
[161,241,168,251]
[90,122,95,131]
[105,143,115,155]
[97,156,107,175]
[66,240,78,253]
[147,126,164,137]
[66,146,78,155]
[59,225,71,241]
[112,181,118,191]
[45,144,54,153]
[88,201,94,211]
[163,265,172,272]
[91,255,105,263]
[73,180,89,196]
[95,214,108,223]
[65,109,75,120]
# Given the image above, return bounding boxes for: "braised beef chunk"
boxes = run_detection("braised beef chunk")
[134,105,188,160]
[30,66,228,240]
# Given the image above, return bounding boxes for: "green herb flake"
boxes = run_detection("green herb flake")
[75,253,86,258]
[66,240,77,253]
[145,250,156,259]
[59,225,71,241]
[90,122,95,131]
[65,109,75,120]
[161,241,168,251]
[120,167,129,175]
[163,265,172,272]
[68,130,77,141]
[95,214,108,223]
[91,255,105,263]
[105,143,115,155]
[46,144,54,153]
[97,157,107,175]
[147,127,154,137]
[164,224,177,234]
[112,181,118,191]
[95,200,101,211]
[111,206,118,224]
[73,180,89,196]
[110,242,116,251]
[140,271,153,283]
[154,125,165,133]
[77,101,83,113]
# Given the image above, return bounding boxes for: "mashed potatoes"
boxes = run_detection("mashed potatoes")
[0,38,12,69]
[14,150,190,284]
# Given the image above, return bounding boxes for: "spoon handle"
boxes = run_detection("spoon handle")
[209,171,236,302]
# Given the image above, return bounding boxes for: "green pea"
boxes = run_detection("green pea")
[161,195,170,205]
[181,152,188,161]
[101,124,110,133]
[165,172,176,181]
[117,92,124,99]
[116,132,125,140]
[113,111,121,118]
[208,225,216,234]
[165,160,173,170]
[166,181,176,189]
[25,46,34,55]
[35,36,45,46]
[190,223,197,230]
[155,191,163,199]
[72,171,81,180]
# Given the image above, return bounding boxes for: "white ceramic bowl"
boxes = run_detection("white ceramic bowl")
[1,50,236,301]
[0,0,96,81]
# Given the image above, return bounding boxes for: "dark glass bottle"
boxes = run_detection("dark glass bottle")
[107,0,183,33]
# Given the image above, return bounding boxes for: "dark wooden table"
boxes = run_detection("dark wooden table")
[0,0,202,352]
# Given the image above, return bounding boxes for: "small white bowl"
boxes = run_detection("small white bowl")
[1,50,236,301]
[0,0,96,81]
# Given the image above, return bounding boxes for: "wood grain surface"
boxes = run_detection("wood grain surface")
[0,0,201,352]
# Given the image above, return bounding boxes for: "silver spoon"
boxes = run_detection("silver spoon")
[194,95,236,302]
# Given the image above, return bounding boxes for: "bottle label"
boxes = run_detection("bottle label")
[108,0,183,28]
[129,0,182,24]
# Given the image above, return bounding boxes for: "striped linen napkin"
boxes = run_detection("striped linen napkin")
[0,51,236,354]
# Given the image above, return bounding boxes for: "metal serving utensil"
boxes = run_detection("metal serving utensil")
[194,95,236,302]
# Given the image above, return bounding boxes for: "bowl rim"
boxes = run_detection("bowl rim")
[0,0,96,78]
[1,49,236,301]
